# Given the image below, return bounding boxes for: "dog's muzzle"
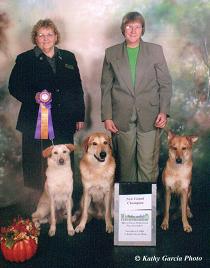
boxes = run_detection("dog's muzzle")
[94,151,107,162]
[176,157,182,164]
[59,158,65,165]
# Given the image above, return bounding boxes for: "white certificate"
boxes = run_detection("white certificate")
[114,183,156,246]
[118,194,152,241]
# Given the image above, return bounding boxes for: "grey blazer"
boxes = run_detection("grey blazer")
[101,40,172,132]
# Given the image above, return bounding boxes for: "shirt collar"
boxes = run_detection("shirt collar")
[34,46,59,58]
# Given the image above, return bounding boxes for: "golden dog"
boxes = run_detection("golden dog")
[32,144,75,236]
[161,131,198,233]
[74,132,116,233]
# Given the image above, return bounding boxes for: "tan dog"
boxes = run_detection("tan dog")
[161,131,198,233]
[74,132,116,233]
[32,144,75,236]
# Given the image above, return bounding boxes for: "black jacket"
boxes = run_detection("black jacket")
[9,48,85,137]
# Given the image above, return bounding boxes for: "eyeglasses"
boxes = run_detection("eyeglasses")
[37,33,55,39]
[125,24,143,31]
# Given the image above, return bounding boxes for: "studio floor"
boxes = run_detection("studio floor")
[0,186,209,268]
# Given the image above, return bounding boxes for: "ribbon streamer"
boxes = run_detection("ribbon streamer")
[34,90,55,140]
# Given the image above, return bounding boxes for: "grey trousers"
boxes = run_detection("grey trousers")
[112,109,160,182]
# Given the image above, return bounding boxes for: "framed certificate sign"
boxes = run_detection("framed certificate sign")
[114,183,156,246]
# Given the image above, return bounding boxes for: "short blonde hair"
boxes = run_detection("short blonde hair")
[121,12,145,36]
[31,19,60,45]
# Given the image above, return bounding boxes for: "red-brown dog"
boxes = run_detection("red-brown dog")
[161,131,198,233]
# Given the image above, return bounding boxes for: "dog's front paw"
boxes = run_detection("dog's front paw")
[68,227,75,236]
[48,226,56,236]
[106,223,113,233]
[33,220,41,229]
[75,223,85,233]
[183,223,192,233]
[161,219,169,231]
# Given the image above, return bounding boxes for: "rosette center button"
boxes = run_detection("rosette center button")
[42,93,48,101]
[39,91,51,103]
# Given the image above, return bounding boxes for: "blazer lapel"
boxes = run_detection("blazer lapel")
[135,39,147,91]
[116,42,134,95]
[55,50,64,74]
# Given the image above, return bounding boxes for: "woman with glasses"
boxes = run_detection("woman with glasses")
[101,11,172,182]
[9,19,85,189]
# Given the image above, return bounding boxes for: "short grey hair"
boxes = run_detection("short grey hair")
[121,11,145,36]
[31,18,60,45]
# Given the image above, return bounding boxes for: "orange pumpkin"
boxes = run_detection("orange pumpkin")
[1,238,37,262]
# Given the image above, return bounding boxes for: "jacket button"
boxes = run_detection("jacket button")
[56,89,60,92]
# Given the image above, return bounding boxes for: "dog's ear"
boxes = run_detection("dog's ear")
[168,130,175,140]
[187,136,198,144]
[83,136,90,152]
[42,146,53,158]
[65,144,76,152]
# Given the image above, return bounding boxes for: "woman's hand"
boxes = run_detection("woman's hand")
[76,122,85,131]
[104,119,119,133]
[155,113,167,128]
[35,92,40,103]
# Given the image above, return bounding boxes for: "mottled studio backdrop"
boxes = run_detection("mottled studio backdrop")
[0,0,210,207]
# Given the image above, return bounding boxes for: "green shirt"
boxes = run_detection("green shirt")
[127,46,140,86]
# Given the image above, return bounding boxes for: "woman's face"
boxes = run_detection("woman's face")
[35,27,57,52]
[124,20,143,47]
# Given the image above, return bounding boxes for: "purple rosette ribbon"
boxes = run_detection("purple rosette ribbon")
[34,90,55,140]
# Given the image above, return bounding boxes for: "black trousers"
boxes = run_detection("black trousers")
[22,133,74,189]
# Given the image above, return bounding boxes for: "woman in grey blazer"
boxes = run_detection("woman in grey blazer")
[101,12,172,182]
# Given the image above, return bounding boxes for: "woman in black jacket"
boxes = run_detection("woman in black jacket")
[9,19,85,189]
